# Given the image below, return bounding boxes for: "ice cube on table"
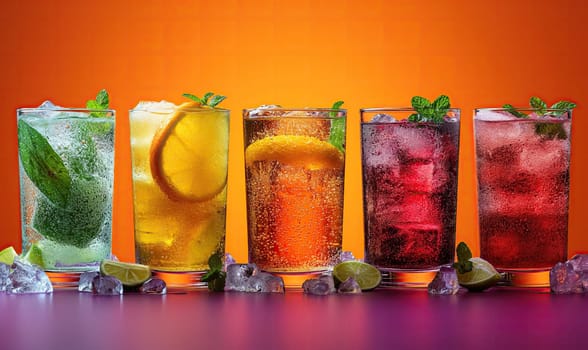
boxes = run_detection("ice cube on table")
[225,264,259,292]
[0,263,10,292]
[337,277,362,294]
[427,266,459,295]
[78,271,100,292]
[247,272,285,293]
[339,251,356,263]
[92,275,123,296]
[550,262,582,294]
[569,254,588,272]
[302,275,336,295]
[140,278,167,294]
[370,113,396,123]
[223,253,236,272]
[6,259,53,294]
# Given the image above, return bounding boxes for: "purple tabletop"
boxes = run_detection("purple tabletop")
[0,289,585,350]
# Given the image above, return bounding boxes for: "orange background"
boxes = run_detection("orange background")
[1,0,586,263]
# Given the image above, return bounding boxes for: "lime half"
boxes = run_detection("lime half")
[22,243,45,268]
[332,261,382,291]
[457,257,501,291]
[0,246,18,265]
[100,260,151,287]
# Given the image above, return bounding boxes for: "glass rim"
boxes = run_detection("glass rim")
[18,107,115,114]
[360,107,461,113]
[129,106,230,113]
[242,107,347,119]
[475,107,572,113]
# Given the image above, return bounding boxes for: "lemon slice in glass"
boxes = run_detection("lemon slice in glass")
[150,102,229,202]
[246,135,344,170]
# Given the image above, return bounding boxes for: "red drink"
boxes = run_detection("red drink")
[475,108,571,280]
[361,109,460,286]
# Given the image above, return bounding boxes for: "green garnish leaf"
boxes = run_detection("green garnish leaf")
[535,123,568,140]
[201,252,225,292]
[502,104,528,119]
[87,89,110,118]
[530,96,547,115]
[551,101,576,116]
[183,92,227,108]
[18,120,72,207]
[328,100,345,153]
[208,95,227,108]
[410,95,450,123]
[453,242,473,274]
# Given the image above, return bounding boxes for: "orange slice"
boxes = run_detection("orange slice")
[150,102,229,202]
[245,135,344,170]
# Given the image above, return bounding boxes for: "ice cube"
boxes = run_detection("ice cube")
[38,100,61,110]
[78,271,100,292]
[427,266,460,295]
[246,105,283,117]
[400,160,435,193]
[302,275,336,295]
[225,264,259,292]
[246,272,285,293]
[132,100,176,113]
[0,263,10,292]
[375,223,442,266]
[339,251,356,262]
[140,278,167,294]
[370,113,396,123]
[518,142,568,175]
[337,277,362,294]
[394,126,437,161]
[223,253,236,272]
[569,254,588,272]
[550,262,582,294]
[475,109,519,121]
[6,259,53,294]
[92,275,123,296]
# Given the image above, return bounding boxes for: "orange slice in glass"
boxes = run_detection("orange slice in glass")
[150,102,229,202]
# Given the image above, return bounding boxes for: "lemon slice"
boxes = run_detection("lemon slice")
[332,261,382,291]
[100,260,152,287]
[150,102,229,202]
[245,135,344,170]
[457,257,501,291]
[22,243,45,268]
[0,246,18,265]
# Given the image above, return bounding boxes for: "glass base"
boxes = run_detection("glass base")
[152,270,206,290]
[378,268,439,288]
[497,268,550,289]
[46,271,86,289]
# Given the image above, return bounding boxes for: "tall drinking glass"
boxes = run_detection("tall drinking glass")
[243,107,346,287]
[129,101,229,288]
[361,108,460,287]
[17,104,115,287]
[474,108,571,288]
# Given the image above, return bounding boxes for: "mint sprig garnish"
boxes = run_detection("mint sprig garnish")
[201,253,226,292]
[87,89,110,118]
[18,120,72,207]
[503,97,575,139]
[328,100,345,153]
[408,95,450,123]
[453,242,473,274]
[183,92,227,108]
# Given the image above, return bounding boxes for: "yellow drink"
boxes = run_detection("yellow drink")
[129,101,229,276]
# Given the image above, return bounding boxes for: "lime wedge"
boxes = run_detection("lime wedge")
[457,257,501,291]
[100,260,151,287]
[22,243,45,268]
[332,261,382,291]
[0,246,18,265]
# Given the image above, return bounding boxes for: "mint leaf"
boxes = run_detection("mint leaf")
[453,242,473,274]
[551,101,576,116]
[535,123,567,140]
[202,92,214,104]
[201,269,220,282]
[530,97,547,115]
[208,252,223,271]
[328,100,345,153]
[182,93,202,104]
[18,120,71,207]
[407,113,421,122]
[411,96,431,110]
[431,95,450,122]
[87,89,110,118]
[208,95,227,108]
[503,104,528,119]
[207,271,226,292]
[411,95,450,123]
[201,252,226,291]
